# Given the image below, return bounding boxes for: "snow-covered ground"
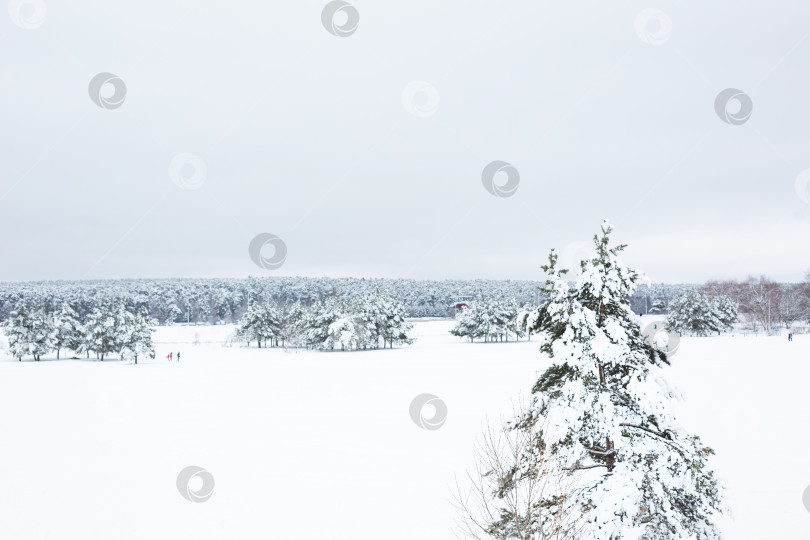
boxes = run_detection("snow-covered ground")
[0,319,807,539]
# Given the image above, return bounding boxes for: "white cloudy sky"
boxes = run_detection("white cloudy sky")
[1,0,809,283]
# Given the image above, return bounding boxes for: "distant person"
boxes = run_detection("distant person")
[168,352,173,362]
[177,351,180,362]
[788,333,793,342]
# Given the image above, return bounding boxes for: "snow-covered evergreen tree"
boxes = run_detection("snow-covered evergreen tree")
[238,302,281,348]
[53,302,82,359]
[517,304,542,341]
[4,305,54,361]
[303,296,345,350]
[121,309,156,364]
[450,302,483,342]
[278,302,306,348]
[505,220,724,538]
[325,316,362,351]
[84,302,119,360]
[710,294,737,333]
[377,293,414,348]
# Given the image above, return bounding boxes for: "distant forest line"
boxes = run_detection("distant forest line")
[0,276,701,324]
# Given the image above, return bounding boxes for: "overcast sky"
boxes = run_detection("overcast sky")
[1,0,809,284]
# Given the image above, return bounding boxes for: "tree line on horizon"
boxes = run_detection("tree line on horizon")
[0,276,702,324]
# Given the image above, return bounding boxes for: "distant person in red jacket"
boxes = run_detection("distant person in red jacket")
[168,352,173,362]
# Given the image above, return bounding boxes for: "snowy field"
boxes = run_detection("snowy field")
[0,319,808,539]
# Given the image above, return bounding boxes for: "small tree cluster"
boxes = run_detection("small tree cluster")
[237,302,304,348]
[450,298,526,342]
[237,291,414,351]
[666,291,738,336]
[4,302,156,363]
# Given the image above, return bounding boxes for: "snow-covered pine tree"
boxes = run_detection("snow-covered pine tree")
[508,220,723,538]
[517,304,542,341]
[123,309,156,364]
[378,293,414,348]
[53,302,82,359]
[278,302,306,348]
[4,304,54,361]
[84,302,118,360]
[710,295,737,333]
[237,303,262,347]
[450,302,482,342]
[112,303,136,360]
[238,302,281,348]
[303,296,345,350]
[325,316,361,351]
[351,293,383,349]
